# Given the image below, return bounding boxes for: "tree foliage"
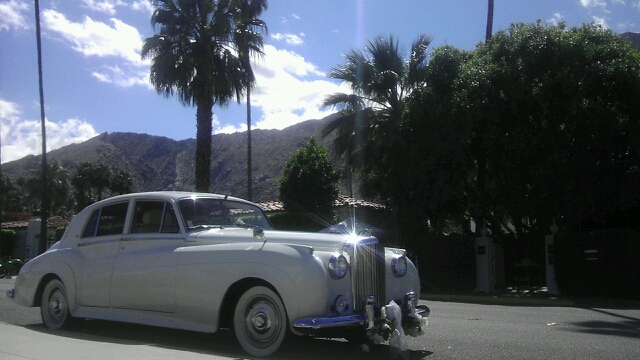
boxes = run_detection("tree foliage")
[22,161,72,217]
[321,35,432,198]
[1,173,24,213]
[141,0,267,192]
[401,22,640,240]
[278,137,339,218]
[72,162,133,211]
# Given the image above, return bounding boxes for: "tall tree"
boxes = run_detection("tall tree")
[321,35,431,200]
[142,0,267,192]
[34,0,49,253]
[486,0,494,42]
[231,0,268,201]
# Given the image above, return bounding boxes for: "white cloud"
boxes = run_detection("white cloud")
[213,44,342,133]
[580,0,607,8]
[547,13,563,26]
[271,32,305,45]
[246,45,344,131]
[43,10,145,65]
[41,9,149,87]
[592,15,610,28]
[82,0,125,16]
[0,98,98,163]
[131,0,154,14]
[0,0,30,32]
[92,65,151,88]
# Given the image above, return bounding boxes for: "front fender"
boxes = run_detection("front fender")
[174,242,332,331]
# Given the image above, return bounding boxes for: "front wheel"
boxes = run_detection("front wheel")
[0,266,7,279]
[40,279,73,330]
[233,286,287,357]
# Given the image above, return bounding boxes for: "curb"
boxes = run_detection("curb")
[420,293,574,307]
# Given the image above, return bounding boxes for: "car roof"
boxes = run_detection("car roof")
[101,191,252,205]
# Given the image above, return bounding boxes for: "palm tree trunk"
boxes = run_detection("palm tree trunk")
[195,103,214,192]
[35,0,49,254]
[247,88,252,201]
[486,0,494,42]
[477,0,494,232]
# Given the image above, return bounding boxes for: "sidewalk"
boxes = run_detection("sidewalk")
[421,286,640,308]
[0,322,232,360]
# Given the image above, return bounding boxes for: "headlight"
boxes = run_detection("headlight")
[392,255,408,277]
[332,294,349,314]
[328,254,349,279]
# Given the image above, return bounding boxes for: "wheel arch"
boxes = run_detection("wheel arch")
[33,273,63,307]
[218,277,283,329]
[31,262,77,310]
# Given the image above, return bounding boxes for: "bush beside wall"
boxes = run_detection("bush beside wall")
[0,229,18,257]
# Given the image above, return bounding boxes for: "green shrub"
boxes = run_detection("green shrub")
[0,229,18,257]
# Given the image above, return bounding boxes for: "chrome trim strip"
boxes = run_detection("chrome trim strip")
[416,304,430,318]
[292,314,365,331]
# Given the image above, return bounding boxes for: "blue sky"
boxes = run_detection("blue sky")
[1,0,639,163]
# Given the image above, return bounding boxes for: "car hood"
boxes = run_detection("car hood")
[190,227,369,252]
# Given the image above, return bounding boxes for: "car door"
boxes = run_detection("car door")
[76,201,130,308]
[109,200,185,313]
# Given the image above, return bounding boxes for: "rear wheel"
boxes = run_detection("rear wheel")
[233,286,287,357]
[40,279,73,330]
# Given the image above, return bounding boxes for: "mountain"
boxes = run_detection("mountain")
[1,115,339,203]
[620,32,640,51]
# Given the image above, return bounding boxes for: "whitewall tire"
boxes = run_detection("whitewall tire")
[233,286,287,357]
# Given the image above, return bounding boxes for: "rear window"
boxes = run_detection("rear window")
[82,202,129,238]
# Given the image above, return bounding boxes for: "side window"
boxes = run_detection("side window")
[82,202,129,238]
[82,209,100,238]
[162,204,180,233]
[131,201,180,234]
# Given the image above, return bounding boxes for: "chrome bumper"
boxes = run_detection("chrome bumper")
[292,291,429,333]
[6,288,14,299]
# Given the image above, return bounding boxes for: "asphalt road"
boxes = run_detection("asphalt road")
[2,279,639,360]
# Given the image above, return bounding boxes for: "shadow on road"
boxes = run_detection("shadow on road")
[566,307,640,339]
[24,320,433,359]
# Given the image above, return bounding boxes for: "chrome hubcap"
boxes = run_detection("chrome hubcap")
[49,289,67,323]
[245,299,280,346]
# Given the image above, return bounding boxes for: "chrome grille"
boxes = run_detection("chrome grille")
[351,240,385,311]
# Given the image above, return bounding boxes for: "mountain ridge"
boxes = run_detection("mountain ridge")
[1,115,339,203]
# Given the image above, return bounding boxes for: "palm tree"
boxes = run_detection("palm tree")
[486,0,494,42]
[321,35,431,194]
[231,0,268,201]
[142,0,266,192]
[34,0,49,253]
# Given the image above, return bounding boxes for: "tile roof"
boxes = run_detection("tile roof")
[257,195,385,212]
[1,216,71,229]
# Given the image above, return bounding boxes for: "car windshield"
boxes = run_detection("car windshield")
[178,198,273,231]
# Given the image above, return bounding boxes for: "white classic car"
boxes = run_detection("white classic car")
[7,191,428,357]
